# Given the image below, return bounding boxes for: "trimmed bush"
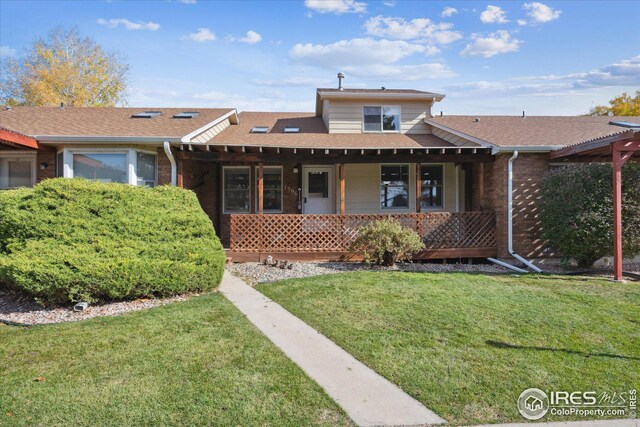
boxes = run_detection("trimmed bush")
[539,163,640,267]
[0,178,225,304]
[351,217,425,266]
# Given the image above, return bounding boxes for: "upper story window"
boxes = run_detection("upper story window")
[363,106,401,132]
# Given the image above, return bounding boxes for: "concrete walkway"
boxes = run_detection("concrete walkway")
[220,272,446,427]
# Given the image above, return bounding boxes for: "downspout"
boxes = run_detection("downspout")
[163,141,177,186]
[507,151,543,273]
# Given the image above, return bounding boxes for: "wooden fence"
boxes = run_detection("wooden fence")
[229,212,496,259]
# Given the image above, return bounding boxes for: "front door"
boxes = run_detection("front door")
[302,166,334,214]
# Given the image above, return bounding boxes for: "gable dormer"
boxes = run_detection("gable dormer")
[315,80,445,135]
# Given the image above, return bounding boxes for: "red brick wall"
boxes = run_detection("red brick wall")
[483,153,549,259]
[36,149,57,183]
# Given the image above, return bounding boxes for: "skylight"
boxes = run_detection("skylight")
[251,126,269,133]
[131,111,162,119]
[284,127,300,133]
[609,121,640,128]
[173,111,200,119]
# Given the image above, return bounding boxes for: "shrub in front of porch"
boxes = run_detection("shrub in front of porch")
[540,162,640,267]
[351,217,424,266]
[0,178,225,305]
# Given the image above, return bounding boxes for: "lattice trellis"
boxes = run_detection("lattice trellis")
[230,212,496,253]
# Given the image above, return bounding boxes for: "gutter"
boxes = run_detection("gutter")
[163,141,177,186]
[36,136,182,144]
[491,146,562,155]
[507,151,543,273]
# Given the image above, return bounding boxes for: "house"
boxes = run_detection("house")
[2,77,639,264]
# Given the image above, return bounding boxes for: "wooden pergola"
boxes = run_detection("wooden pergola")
[551,126,640,281]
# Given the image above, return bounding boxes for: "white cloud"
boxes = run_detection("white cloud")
[178,0,196,3]
[304,0,367,15]
[480,5,508,23]
[383,1,396,6]
[97,18,160,31]
[252,77,332,87]
[0,45,16,57]
[524,2,561,23]
[351,62,455,80]
[441,7,458,18]
[460,30,520,58]
[290,38,427,68]
[239,30,262,44]
[517,19,527,26]
[364,16,462,45]
[187,28,216,42]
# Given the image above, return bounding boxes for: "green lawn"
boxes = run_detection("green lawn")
[257,272,640,426]
[0,293,351,426]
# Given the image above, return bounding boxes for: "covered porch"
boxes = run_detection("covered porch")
[178,143,498,261]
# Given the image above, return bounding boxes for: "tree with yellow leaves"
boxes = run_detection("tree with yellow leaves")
[587,90,640,116]
[1,27,129,107]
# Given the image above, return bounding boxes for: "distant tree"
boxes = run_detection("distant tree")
[0,27,129,107]
[587,90,640,116]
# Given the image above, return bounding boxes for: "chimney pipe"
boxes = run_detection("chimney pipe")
[522,110,525,118]
[337,72,345,91]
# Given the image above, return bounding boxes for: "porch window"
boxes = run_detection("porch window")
[363,106,401,132]
[73,153,127,183]
[380,164,409,208]
[256,166,283,212]
[0,154,35,189]
[420,164,444,209]
[224,167,250,213]
[136,152,157,187]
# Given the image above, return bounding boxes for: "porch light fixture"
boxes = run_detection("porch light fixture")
[39,162,48,170]
[251,126,269,133]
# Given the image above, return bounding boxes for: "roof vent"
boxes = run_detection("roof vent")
[5,106,11,111]
[60,102,65,108]
[522,110,526,118]
[284,127,300,133]
[381,86,386,90]
[337,72,345,91]
[173,111,199,119]
[475,117,480,123]
[132,111,162,119]
[251,126,269,133]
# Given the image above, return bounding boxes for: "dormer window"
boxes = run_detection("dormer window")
[363,106,400,132]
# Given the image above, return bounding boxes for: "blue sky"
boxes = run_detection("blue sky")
[1,0,639,115]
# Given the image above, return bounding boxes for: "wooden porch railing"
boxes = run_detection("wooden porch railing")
[229,212,496,257]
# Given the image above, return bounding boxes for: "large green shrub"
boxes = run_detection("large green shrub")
[0,178,225,304]
[351,217,425,266]
[540,163,640,267]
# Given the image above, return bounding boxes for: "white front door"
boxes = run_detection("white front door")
[302,166,334,214]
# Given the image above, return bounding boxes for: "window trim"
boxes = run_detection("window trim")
[223,166,251,214]
[58,147,157,187]
[254,165,284,213]
[419,163,445,211]
[0,151,37,189]
[362,105,402,133]
[379,163,410,210]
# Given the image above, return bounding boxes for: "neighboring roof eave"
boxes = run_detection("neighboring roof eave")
[0,127,40,149]
[550,129,640,159]
[181,108,239,143]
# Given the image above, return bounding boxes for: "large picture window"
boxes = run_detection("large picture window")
[380,164,409,209]
[420,164,444,209]
[224,167,250,213]
[0,154,36,189]
[73,153,128,183]
[256,166,283,212]
[363,106,401,132]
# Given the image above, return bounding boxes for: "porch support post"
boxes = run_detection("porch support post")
[177,157,184,188]
[415,163,421,213]
[258,162,264,214]
[339,163,345,215]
